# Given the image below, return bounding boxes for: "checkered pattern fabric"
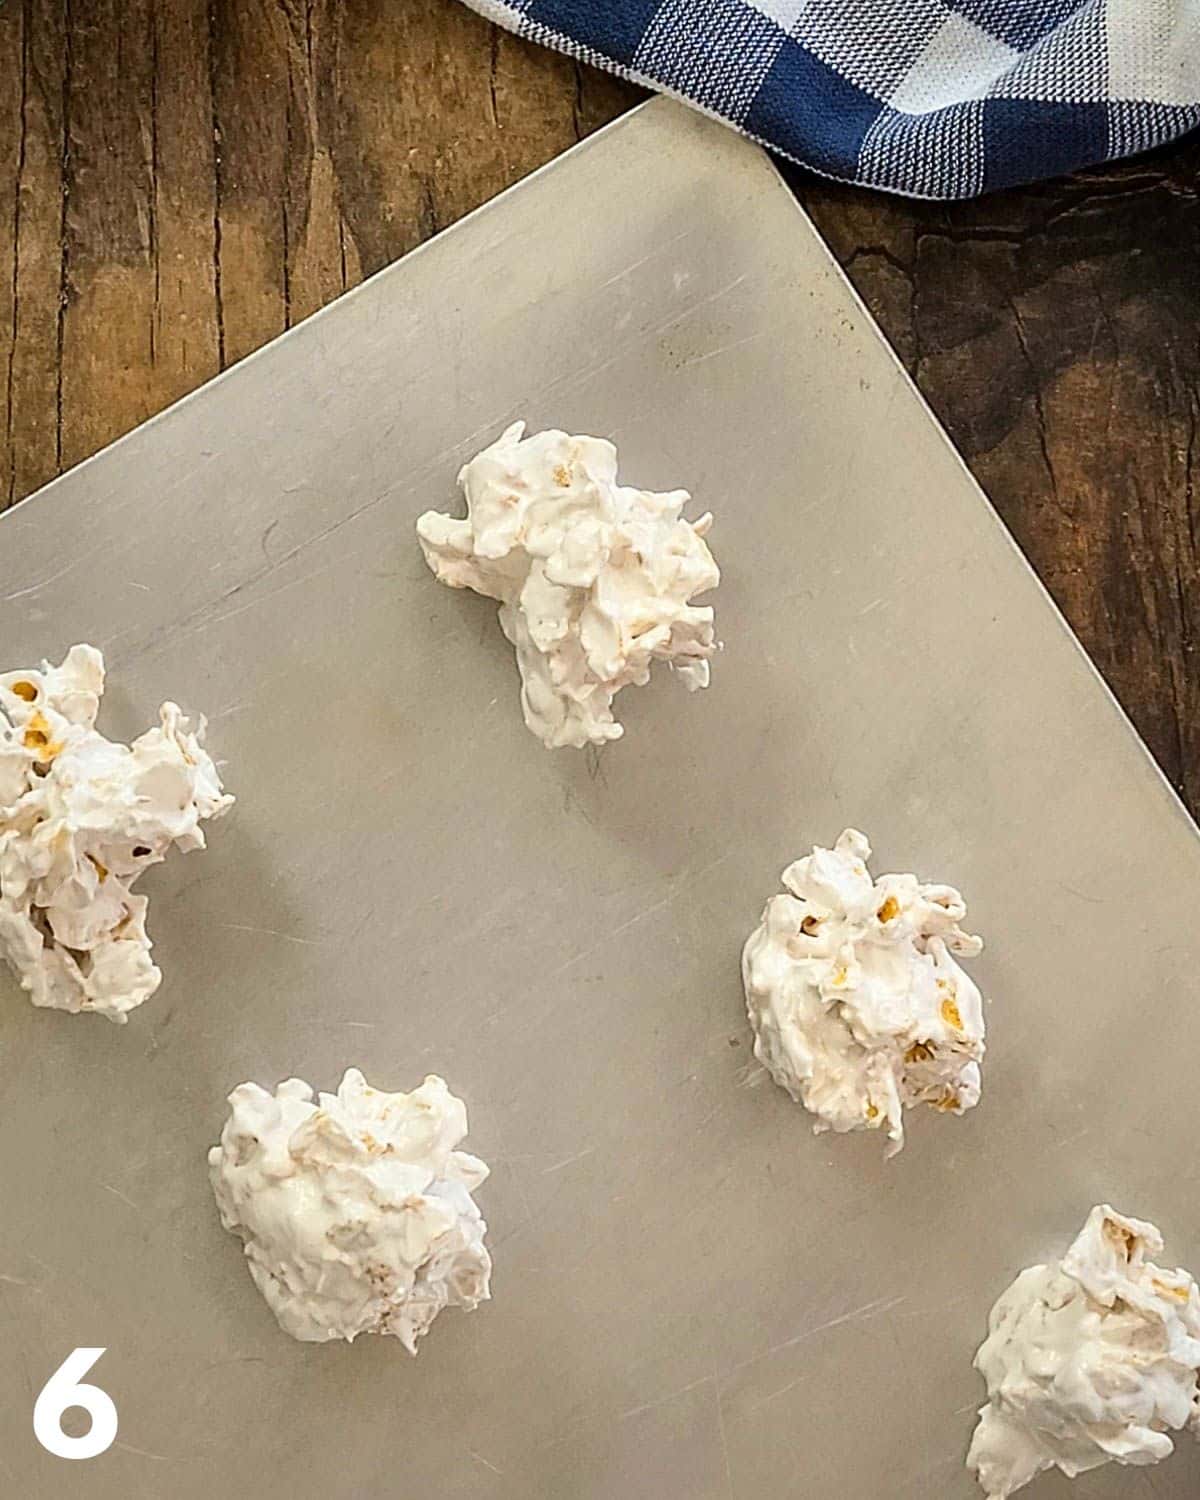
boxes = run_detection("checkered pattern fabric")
[462,0,1200,198]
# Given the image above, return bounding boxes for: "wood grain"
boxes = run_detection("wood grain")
[0,0,1198,812]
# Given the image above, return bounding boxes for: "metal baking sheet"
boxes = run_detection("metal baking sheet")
[2,97,1198,1500]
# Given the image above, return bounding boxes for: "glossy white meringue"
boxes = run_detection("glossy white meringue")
[969,1205,1200,1497]
[417,421,719,748]
[209,1068,491,1350]
[0,644,232,1021]
[742,828,984,1155]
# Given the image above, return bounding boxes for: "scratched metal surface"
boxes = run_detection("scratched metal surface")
[1,97,1198,1499]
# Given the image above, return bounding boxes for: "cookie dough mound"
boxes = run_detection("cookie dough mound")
[741,828,984,1155]
[209,1068,492,1350]
[0,644,233,1021]
[969,1205,1200,1498]
[416,421,719,748]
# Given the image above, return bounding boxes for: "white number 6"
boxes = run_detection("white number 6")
[33,1347,118,1460]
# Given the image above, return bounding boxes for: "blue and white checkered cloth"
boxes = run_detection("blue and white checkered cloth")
[463,1,1200,198]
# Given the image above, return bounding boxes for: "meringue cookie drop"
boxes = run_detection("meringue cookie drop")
[416,421,720,749]
[0,644,233,1022]
[741,828,984,1155]
[968,1205,1200,1498]
[208,1068,492,1350]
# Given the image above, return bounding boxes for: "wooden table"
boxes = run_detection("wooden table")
[2,1,1198,811]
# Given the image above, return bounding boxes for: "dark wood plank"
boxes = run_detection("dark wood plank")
[149,0,221,404]
[282,0,347,323]
[0,0,1197,816]
[2,0,69,506]
[0,2,18,504]
[331,0,599,276]
[208,0,291,363]
[58,0,159,472]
